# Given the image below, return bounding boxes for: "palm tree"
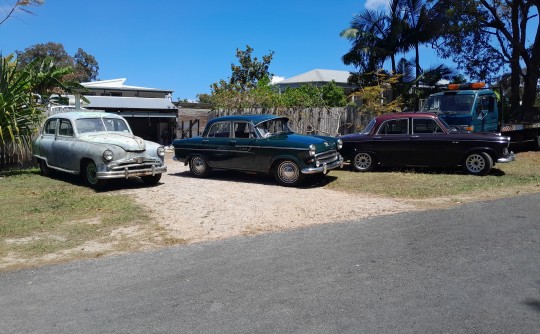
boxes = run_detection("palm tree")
[341,0,407,75]
[400,0,440,81]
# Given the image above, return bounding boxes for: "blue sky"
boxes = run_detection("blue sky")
[1,0,451,101]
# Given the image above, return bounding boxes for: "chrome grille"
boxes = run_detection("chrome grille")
[315,150,340,164]
[108,156,162,171]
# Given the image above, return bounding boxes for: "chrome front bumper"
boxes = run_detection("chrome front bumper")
[497,151,516,163]
[97,165,167,179]
[301,155,344,175]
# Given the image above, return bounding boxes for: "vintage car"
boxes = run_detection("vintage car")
[339,112,515,176]
[172,114,344,186]
[33,111,167,189]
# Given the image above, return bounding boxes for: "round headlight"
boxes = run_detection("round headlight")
[157,146,165,157]
[309,144,316,156]
[103,149,113,161]
[337,139,343,150]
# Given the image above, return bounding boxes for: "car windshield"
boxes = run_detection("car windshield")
[76,117,130,133]
[256,118,293,138]
[421,94,475,115]
[360,119,376,134]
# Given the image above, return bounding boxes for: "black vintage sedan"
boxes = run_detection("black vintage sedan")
[339,112,515,175]
[172,114,344,186]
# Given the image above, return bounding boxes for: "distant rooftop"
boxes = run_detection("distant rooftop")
[276,69,352,85]
[82,78,173,93]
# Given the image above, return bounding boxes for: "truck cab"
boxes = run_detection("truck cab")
[420,82,499,133]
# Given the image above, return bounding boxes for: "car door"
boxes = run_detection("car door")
[202,121,232,169]
[36,118,58,166]
[51,118,77,171]
[409,118,456,166]
[372,118,411,165]
[229,121,260,171]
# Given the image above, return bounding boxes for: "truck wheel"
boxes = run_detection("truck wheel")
[189,156,212,177]
[463,152,493,176]
[274,160,304,186]
[353,152,377,172]
[83,161,108,190]
[141,174,162,185]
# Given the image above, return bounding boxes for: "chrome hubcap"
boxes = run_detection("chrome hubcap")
[278,162,299,183]
[466,154,485,173]
[192,157,206,175]
[354,153,372,170]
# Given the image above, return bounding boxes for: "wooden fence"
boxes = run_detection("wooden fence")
[209,106,374,136]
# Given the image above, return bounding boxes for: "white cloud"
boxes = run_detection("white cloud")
[365,0,390,11]
[271,76,285,84]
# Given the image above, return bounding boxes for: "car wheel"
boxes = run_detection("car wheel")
[189,156,211,177]
[274,160,304,186]
[83,161,108,190]
[353,152,376,172]
[39,159,52,177]
[141,174,162,186]
[463,152,493,176]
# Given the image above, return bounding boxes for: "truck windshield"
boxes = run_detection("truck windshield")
[421,94,475,115]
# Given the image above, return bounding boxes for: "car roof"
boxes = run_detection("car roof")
[47,111,125,121]
[208,114,288,125]
[375,112,438,121]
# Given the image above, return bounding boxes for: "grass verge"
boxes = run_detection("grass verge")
[327,151,540,200]
[0,169,174,271]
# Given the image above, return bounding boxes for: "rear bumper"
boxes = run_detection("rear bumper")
[302,155,344,174]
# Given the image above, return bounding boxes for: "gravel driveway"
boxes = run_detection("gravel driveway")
[118,152,418,244]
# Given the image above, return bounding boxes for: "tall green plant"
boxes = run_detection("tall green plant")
[0,54,42,151]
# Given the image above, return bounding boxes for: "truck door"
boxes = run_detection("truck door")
[474,95,498,132]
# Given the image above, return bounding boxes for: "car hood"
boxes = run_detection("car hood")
[79,132,147,151]
[270,133,338,150]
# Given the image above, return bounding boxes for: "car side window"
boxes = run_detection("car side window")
[233,122,255,139]
[412,119,444,134]
[58,119,74,137]
[206,122,231,138]
[377,119,409,135]
[43,119,57,135]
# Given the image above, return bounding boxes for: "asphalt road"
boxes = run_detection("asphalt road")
[1,193,539,334]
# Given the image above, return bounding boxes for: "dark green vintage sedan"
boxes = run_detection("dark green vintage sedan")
[172,114,344,186]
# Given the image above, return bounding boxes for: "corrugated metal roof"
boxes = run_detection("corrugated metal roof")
[277,69,351,84]
[83,96,177,110]
[81,78,173,93]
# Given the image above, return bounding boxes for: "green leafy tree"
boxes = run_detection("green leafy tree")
[210,45,274,110]
[351,71,404,116]
[16,42,99,83]
[432,0,540,118]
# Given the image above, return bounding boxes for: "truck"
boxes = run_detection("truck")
[420,82,540,151]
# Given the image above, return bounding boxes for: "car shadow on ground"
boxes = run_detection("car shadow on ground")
[34,170,164,192]
[169,169,338,188]
[340,163,506,176]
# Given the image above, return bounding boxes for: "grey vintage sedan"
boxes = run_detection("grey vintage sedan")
[33,111,167,189]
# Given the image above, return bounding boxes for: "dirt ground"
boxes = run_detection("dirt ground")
[117,152,421,245]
